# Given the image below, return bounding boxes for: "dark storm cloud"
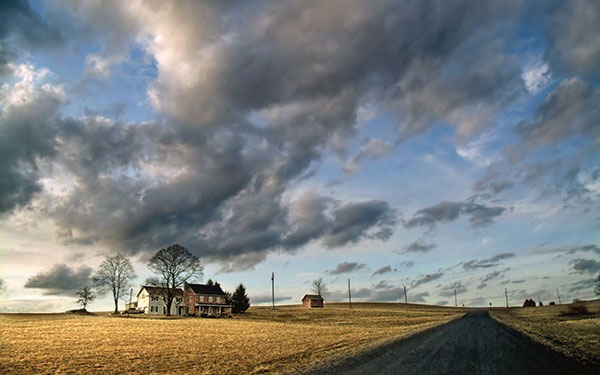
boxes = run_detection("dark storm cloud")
[404,201,505,230]
[372,266,392,276]
[24,263,92,296]
[516,77,599,147]
[0,0,64,74]
[0,88,62,212]
[403,240,437,253]
[411,273,444,288]
[323,200,397,248]
[463,253,514,270]
[545,0,600,76]
[3,0,598,273]
[568,259,600,275]
[329,262,366,275]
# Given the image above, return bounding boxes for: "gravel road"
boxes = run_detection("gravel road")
[310,311,597,375]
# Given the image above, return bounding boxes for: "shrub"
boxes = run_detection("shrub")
[563,302,590,316]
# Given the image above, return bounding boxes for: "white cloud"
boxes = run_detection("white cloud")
[521,61,551,94]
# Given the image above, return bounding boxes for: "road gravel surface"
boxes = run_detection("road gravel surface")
[311,311,597,375]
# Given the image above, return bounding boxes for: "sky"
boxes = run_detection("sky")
[0,0,598,312]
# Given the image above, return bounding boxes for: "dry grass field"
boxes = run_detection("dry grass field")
[491,299,600,366]
[0,303,464,375]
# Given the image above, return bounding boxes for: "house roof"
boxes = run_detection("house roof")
[137,286,184,297]
[185,283,227,296]
[302,294,323,301]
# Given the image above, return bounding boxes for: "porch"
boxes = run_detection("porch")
[194,304,232,317]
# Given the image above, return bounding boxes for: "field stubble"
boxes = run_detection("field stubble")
[491,299,600,365]
[0,303,465,375]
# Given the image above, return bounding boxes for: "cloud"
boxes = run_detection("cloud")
[567,278,596,293]
[329,262,366,275]
[463,253,514,271]
[477,269,508,289]
[516,77,599,147]
[403,240,437,253]
[545,0,600,76]
[372,287,406,302]
[411,273,443,288]
[372,266,392,276]
[569,259,600,275]
[0,278,6,295]
[435,300,448,306]
[404,200,505,230]
[343,138,393,174]
[408,291,429,303]
[1,0,597,276]
[400,261,414,268]
[439,281,467,297]
[323,200,397,248]
[0,0,64,74]
[24,264,93,296]
[250,295,292,304]
[530,244,600,256]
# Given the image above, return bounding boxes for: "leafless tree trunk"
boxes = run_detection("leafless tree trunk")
[311,278,329,298]
[93,254,137,314]
[147,244,203,316]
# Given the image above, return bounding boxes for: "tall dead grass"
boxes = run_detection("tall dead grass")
[0,303,464,375]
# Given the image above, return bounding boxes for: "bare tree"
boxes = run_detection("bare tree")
[311,278,329,298]
[147,244,203,316]
[76,286,96,310]
[93,254,137,314]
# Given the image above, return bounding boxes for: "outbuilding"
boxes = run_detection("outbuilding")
[302,294,324,308]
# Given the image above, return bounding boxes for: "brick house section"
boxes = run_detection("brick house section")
[183,282,231,317]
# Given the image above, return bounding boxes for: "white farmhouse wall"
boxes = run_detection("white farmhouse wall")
[137,289,183,315]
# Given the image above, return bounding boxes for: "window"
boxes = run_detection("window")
[151,296,159,301]
[176,297,182,303]
[208,296,213,302]
[216,297,221,303]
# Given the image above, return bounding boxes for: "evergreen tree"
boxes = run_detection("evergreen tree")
[206,279,214,286]
[231,283,250,313]
[224,290,232,305]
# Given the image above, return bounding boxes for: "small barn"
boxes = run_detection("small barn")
[302,294,324,308]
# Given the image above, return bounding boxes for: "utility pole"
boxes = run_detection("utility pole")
[348,278,352,309]
[505,288,509,308]
[271,272,275,310]
[556,288,561,305]
[454,289,457,307]
[403,285,407,304]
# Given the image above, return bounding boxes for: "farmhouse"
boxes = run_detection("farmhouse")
[302,294,324,308]
[136,286,186,315]
[184,282,231,317]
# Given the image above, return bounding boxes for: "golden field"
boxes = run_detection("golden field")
[491,299,600,365]
[0,303,465,375]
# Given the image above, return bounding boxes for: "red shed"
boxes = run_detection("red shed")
[302,294,324,308]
